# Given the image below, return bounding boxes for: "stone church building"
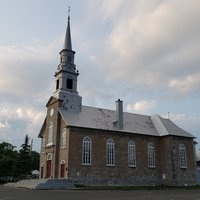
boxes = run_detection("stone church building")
[38,15,196,186]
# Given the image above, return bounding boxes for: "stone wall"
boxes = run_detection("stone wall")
[66,127,196,186]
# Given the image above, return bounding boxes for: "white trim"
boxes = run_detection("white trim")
[148,143,155,168]
[106,139,115,166]
[179,144,187,168]
[61,128,67,148]
[82,136,92,165]
[47,121,53,145]
[128,141,136,167]
[61,160,65,164]
[47,153,52,161]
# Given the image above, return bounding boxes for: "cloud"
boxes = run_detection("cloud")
[0,103,45,135]
[126,100,156,114]
[83,0,200,100]
[0,121,8,128]
[169,73,200,96]
[0,40,61,102]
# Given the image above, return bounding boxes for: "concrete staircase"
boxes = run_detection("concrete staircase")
[5,179,47,189]
[36,179,75,190]
[4,179,75,190]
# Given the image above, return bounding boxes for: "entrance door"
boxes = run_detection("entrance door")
[60,164,65,178]
[46,160,51,178]
[41,166,44,179]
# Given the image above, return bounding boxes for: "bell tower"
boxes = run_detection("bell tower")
[53,10,82,112]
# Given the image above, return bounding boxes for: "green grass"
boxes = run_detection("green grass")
[75,184,200,190]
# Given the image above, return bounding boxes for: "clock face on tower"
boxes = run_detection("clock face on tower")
[50,108,54,116]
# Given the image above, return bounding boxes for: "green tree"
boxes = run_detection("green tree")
[30,151,40,171]
[16,135,32,177]
[0,142,18,177]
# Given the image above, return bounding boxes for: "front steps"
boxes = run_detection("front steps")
[36,179,75,190]
[4,179,75,190]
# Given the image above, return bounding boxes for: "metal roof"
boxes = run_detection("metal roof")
[58,106,194,138]
[63,16,72,50]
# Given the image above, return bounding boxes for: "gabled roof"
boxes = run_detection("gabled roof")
[151,114,194,138]
[38,117,47,138]
[58,106,194,138]
[59,106,158,136]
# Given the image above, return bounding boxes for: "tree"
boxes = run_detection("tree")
[16,135,32,177]
[31,151,40,171]
[0,142,18,177]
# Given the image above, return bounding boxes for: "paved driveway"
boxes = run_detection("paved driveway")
[1,186,200,200]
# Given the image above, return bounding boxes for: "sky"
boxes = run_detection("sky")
[0,0,200,155]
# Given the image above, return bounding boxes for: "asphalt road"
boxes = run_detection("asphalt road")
[1,186,200,200]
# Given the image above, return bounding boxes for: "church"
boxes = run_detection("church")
[38,14,196,186]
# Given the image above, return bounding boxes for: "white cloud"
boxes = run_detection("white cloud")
[169,73,200,95]
[126,100,156,114]
[83,0,200,99]
[0,103,45,142]
[0,121,8,128]
[0,40,61,101]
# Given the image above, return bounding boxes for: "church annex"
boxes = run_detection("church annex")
[38,14,196,186]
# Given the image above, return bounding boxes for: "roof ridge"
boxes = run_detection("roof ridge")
[151,114,169,136]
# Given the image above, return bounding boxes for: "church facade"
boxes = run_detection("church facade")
[38,15,196,186]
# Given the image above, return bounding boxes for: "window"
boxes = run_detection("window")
[67,78,73,89]
[106,139,115,166]
[47,121,53,146]
[128,141,136,167]
[42,137,45,148]
[47,153,52,161]
[56,79,59,90]
[61,128,67,148]
[179,144,187,168]
[148,143,155,168]
[67,56,72,62]
[82,137,92,165]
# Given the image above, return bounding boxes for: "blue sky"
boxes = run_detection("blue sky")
[0,0,200,156]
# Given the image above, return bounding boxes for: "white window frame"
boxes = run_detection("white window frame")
[47,121,53,146]
[42,137,46,148]
[179,144,187,168]
[61,128,67,148]
[82,137,92,165]
[128,141,136,167]
[148,143,155,168]
[106,139,115,166]
[47,153,52,161]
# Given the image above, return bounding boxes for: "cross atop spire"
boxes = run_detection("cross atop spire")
[63,6,72,50]
[68,6,70,20]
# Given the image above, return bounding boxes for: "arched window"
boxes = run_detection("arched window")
[179,144,187,168]
[82,137,92,165]
[106,139,115,166]
[128,141,136,167]
[47,121,53,145]
[42,137,45,148]
[61,128,67,148]
[47,153,52,161]
[148,143,155,168]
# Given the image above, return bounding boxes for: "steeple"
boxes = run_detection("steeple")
[63,7,72,50]
[53,9,82,112]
